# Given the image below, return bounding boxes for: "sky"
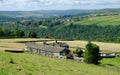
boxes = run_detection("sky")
[0,0,120,11]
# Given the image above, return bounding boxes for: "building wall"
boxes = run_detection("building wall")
[26,47,54,57]
[25,46,73,59]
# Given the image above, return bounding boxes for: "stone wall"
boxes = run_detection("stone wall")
[26,47,54,57]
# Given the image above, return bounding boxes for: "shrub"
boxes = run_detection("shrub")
[84,41,101,64]
[73,47,84,57]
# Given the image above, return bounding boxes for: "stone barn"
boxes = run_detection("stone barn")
[25,41,73,59]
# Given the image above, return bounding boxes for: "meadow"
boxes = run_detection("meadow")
[0,38,120,75]
[74,15,120,26]
[0,51,120,75]
[101,58,120,67]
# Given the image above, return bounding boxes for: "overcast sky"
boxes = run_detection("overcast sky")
[0,0,120,11]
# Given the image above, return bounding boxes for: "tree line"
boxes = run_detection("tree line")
[0,28,37,38]
[1,15,120,43]
[1,24,120,43]
[35,25,120,43]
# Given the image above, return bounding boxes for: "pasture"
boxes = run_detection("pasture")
[0,51,120,75]
[100,58,120,72]
[0,38,120,53]
[74,15,120,26]
[101,58,120,67]
[0,38,120,75]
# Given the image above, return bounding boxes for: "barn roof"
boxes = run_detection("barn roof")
[45,40,69,47]
[25,42,64,53]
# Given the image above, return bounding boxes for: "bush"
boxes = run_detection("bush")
[73,47,84,57]
[27,30,37,38]
[84,41,101,64]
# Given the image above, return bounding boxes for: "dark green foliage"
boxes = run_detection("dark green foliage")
[0,28,26,38]
[0,28,14,38]
[73,47,84,57]
[84,41,101,64]
[1,21,120,43]
[1,12,120,43]
[13,29,25,38]
[27,30,37,38]
[114,37,120,43]
[0,28,3,37]
[2,29,12,38]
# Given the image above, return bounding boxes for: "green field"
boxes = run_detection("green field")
[100,58,120,72]
[101,58,120,67]
[74,15,120,26]
[0,51,120,75]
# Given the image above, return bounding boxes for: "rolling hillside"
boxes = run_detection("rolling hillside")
[1,8,120,42]
[0,51,120,75]
[74,15,120,26]
[0,10,90,18]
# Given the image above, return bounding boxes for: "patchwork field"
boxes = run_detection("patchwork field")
[0,38,120,53]
[74,15,120,26]
[0,51,120,75]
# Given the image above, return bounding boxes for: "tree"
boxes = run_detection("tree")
[27,30,37,38]
[13,29,25,38]
[2,29,11,38]
[73,47,84,57]
[0,28,3,37]
[84,41,101,64]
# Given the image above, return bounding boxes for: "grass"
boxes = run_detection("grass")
[39,25,48,29]
[100,58,120,72]
[74,15,120,26]
[0,51,120,75]
[100,58,120,67]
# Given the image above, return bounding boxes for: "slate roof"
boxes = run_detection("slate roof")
[49,42,69,47]
[25,42,64,53]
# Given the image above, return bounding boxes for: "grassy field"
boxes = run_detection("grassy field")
[0,38,120,52]
[0,51,120,75]
[100,58,120,72]
[74,15,120,26]
[100,58,120,67]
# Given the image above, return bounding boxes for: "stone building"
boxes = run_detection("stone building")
[25,41,73,59]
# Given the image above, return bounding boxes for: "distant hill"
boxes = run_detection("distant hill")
[0,10,91,21]
[1,8,120,42]
[74,15,120,26]
[0,10,90,18]
[0,8,119,17]
[0,8,120,21]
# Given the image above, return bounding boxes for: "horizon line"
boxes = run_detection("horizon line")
[0,8,119,11]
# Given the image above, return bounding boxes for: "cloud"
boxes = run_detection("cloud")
[0,0,38,10]
[0,0,120,11]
